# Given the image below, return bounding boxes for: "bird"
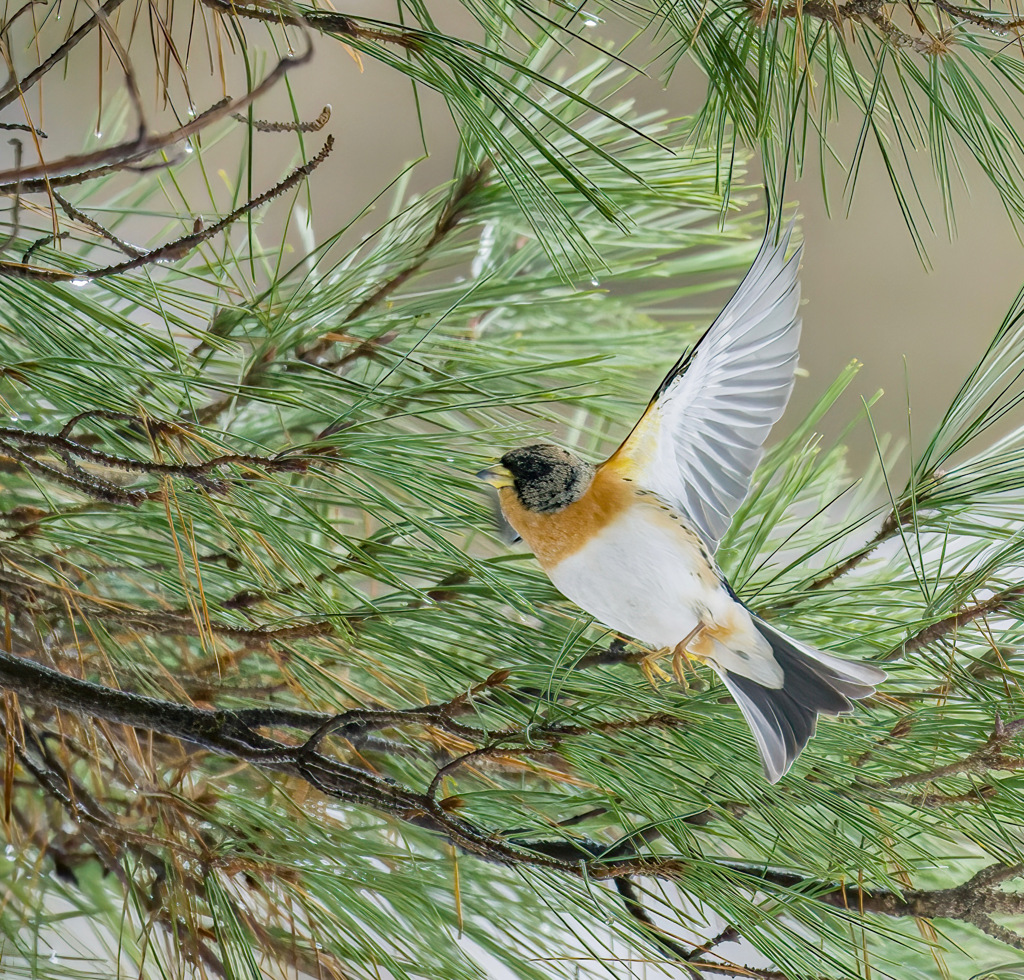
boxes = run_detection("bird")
[477,219,886,783]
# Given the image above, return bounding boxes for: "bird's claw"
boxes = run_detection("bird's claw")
[640,648,674,687]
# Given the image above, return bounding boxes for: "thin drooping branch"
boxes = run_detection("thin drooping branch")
[53,191,147,258]
[1,136,334,281]
[0,0,131,113]
[0,37,311,189]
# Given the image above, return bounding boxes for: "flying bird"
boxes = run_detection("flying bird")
[478,220,885,782]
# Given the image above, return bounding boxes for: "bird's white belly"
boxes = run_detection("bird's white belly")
[547,505,719,648]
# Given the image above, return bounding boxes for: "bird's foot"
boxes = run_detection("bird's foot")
[640,627,705,689]
[671,641,697,686]
[640,649,674,687]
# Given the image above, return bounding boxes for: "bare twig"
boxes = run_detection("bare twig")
[0,137,334,281]
[232,105,332,133]
[0,0,131,113]
[21,230,70,263]
[0,415,318,501]
[53,191,146,258]
[0,38,311,188]
[0,122,46,136]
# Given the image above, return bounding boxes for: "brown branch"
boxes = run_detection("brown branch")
[197,162,485,426]
[232,104,332,133]
[0,136,334,281]
[200,0,422,48]
[0,0,131,113]
[53,191,147,258]
[10,723,231,976]
[885,583,1024,661]
[0,36,311,189]
[748,0,966,56]
[806,511,899,594]
[685,965,795,979]
[0,0,47,37]
[885,716,1024,787]
[0,560,338,644]
[4,645,1024,976]
[300,164,487,367]
[932,0,1024,31]
[0,414,318,503]
[21,230,69,264]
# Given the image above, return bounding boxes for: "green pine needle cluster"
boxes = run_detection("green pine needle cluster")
[2,3,1024,979]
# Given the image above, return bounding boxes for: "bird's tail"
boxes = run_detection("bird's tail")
[717,617,886,783]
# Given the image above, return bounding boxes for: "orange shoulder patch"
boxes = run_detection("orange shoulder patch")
[602,400,663,478]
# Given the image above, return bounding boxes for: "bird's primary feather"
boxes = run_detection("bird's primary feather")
[605,219,802,551]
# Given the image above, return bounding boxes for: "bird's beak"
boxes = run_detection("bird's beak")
[476,464,513,489]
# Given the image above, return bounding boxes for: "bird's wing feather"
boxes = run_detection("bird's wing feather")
[603,220,802,551]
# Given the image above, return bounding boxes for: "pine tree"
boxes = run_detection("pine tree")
[2,2,1024,978]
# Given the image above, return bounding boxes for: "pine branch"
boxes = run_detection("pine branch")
[2,646,1023,950]
[0,42,312,188]
[886,584,1024,661]
[0,415,317,501]
[885,716,1024,787]
[0,137,334,281]
[300,165,489,367]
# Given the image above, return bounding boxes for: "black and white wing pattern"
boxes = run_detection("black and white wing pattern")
[604,221,803,552]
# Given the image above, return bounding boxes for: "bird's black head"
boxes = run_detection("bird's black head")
[499,444,594,514]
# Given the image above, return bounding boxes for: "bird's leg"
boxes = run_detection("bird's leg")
[640,625,705,688]
[672,626,705,685]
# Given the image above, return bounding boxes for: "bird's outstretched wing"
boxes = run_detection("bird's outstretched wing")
[604,220,802,552]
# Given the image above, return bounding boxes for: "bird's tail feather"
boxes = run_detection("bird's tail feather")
[718,618,886,783]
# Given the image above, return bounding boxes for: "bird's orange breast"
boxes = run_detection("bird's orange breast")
[498,465,635,569]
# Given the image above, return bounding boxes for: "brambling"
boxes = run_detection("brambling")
[478,220,885,782]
